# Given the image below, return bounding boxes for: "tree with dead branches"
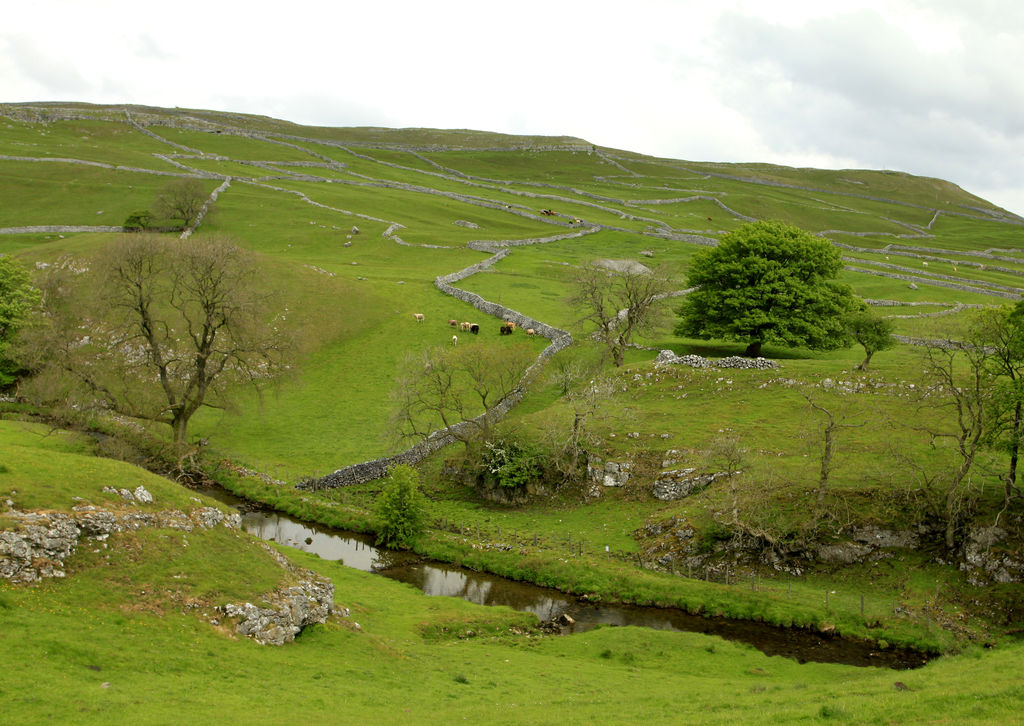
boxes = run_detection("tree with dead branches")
[153,178,208,228]
[22,235,292,444]
[570,260,675,367]
[390,342,536,453]
[916,339,1005,549]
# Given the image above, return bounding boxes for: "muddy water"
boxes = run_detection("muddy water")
[206,489,930,669]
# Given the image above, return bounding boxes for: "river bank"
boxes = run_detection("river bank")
[207,474,941,666]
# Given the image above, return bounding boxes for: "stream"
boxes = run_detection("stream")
[200,487,930,669]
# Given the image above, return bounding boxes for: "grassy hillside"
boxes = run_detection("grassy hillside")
[2,102,1023,722]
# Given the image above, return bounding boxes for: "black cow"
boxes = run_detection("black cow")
[470,324,480,335]
[499,324,512,335]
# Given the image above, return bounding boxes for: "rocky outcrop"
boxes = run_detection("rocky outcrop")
[1,497,241,583]
[653,469,727,501]
[639,517,926,577]
[591,460,631,488]
[961,526,1024,586]
[222,576,335,645]
[0,511,81,583]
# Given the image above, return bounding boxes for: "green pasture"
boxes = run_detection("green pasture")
[415,150,614,183]
[345,145,452,174]
[268,179,564,246]
[929,213,1024,250]
[0,118,174,168]
[0,162,198,227]
[147,127,320,162]
[14,425,1020,725]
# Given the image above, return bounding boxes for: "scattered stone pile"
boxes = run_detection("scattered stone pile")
[654,350,778,370]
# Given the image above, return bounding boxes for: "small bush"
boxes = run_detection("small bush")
[123,209,153,232]
[374,464,426,549]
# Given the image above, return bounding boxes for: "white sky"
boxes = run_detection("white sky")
[3,0,1024,216]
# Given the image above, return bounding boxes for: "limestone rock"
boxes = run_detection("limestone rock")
[223,576,335,645]
[961,526,1024,585]
[589,460,631,487]
[0,512,80,583]
[653,469,724,501]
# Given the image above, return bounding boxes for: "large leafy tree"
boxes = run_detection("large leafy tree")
[972,302,1024,503]
[675,220,859,357]
[0,255,41,386]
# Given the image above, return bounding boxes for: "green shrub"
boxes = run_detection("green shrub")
[374,464,426,549]
[122,209,153,232]
[478,439,544,489]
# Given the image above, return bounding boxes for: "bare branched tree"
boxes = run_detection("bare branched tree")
[390,343,536,453]
[570,261,675,367]
[916,340,1005,548]
[799,389,864,508]
[153,178,208,228]
[22,235,292,444]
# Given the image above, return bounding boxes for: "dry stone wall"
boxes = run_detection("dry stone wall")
[304,249,572,490]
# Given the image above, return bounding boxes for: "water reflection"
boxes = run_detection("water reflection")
[198,488,929,669]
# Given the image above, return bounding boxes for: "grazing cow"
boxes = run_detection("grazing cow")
[525,328,536,336]
[448,319,459,327]
[500,323,513,335]
[470,324,480,335]
[452,335,458,346]
[504,321,517,330]
[460,321,471,331]
[413,313,425,322]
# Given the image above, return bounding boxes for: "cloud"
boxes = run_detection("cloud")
[2,34,89,95]
[703,6,1024,212]
[135,34,174,61]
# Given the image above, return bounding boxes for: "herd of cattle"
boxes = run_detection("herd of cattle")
[413,313,535,346]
